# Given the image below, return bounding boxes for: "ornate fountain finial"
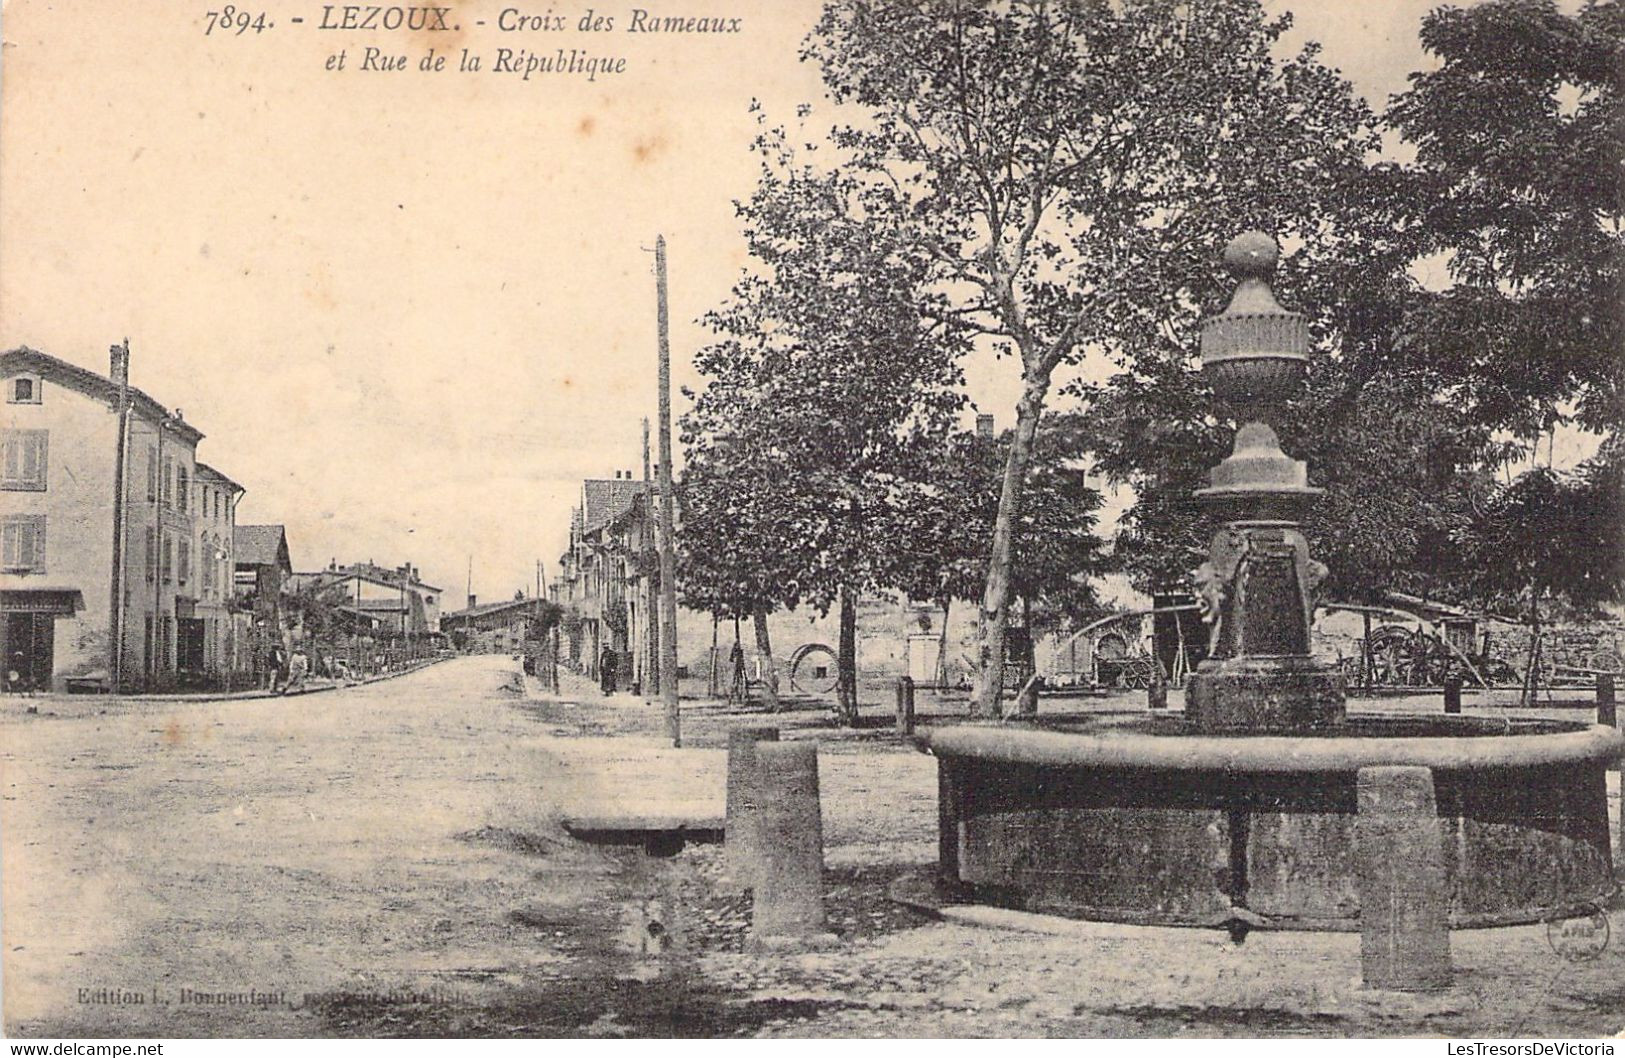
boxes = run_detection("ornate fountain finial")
[1224,229,1278,274]
[1186,230,1343,732]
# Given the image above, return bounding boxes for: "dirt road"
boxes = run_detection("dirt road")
[4,655,1623,1038]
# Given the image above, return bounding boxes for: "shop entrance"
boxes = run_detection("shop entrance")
[3,611,55,692]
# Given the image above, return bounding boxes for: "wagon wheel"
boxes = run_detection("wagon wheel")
[1412,634,1455,687]
[1366,626,1410,686]
[1095,632,1129,660]
[787,643,838,695]
[1119,658,1154,690]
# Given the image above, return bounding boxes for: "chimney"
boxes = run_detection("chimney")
[976,413,995,440]
[625,470,632,480]
[467,594,477,609]
[109,341,130,389]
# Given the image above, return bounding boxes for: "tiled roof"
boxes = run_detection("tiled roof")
[581,478,647,534]
[2,346,206,444]
[443,597,540,620]
[235,525,290,569]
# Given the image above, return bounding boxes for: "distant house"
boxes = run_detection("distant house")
[441,596,548,655]
[232,524,293,685]
[556,473,653,685]
[234,525,293,618]
[289,560,442,638]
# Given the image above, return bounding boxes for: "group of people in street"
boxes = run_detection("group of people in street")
[266,638,309,696]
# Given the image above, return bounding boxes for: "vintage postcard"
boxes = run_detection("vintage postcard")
[2,0,1620,1043]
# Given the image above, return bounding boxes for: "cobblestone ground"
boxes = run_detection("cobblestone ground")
[3,656,1622,1038]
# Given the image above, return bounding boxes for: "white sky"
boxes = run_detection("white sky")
[0,1,1567,603]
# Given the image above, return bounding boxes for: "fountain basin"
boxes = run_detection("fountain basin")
[919,716,1622,931]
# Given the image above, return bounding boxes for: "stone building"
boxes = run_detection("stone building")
[1,344,245,692]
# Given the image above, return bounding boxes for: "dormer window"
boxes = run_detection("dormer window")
[9,375,41,404]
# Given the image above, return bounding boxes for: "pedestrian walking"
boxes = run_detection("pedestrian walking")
[282,648,309,695]
[600,646,617,696]
[267,639,288,694]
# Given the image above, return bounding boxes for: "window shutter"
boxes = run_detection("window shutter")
[24,433,46,488]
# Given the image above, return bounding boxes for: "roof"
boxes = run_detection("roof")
[298,563,441,593]
[235,525,293,572]
[581,478,648,534]
[443,597,542,621]
[2,346,205,445]
[194,461,245,494]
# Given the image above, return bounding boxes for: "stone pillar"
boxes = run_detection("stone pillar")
[1443,678,1462,715]
[750,741,834,948]
[895,676,916,735]
[1183,233,1345,734]
[724,726,779,887]
[937,755,963,892]
[1356,765,1452,992]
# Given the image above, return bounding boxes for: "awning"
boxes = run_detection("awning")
[0,589,85,614]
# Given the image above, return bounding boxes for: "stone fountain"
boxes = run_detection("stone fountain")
[916,233,1621,933]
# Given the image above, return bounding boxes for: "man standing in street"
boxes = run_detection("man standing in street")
[600,645,617,696]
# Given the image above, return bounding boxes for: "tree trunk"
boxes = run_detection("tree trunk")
[937,599,951,690]
[1013,595,1039,715]
[836,586,860,726]
[753,607,781,711]
[708,614,720,698]
[972,370,1052,718]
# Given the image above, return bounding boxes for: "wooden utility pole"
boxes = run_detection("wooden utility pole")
[655,235,681,745]
[642,417,659,699]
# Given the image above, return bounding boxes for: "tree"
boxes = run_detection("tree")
[806,0,1380,715]
[1386,0,1623,443]
[897,411,1109,699]
[682,116,971,724]
[677,428,797,709]
[1452,447,1624,618]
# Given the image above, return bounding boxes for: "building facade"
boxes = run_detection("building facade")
[555,473,654,687]
[441,596,547,655]
[2,344,245,692]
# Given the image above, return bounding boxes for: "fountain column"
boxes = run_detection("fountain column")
[1186,232,1346,731]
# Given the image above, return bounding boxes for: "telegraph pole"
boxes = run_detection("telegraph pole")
[642,417,660,699]
[655,235,681,746]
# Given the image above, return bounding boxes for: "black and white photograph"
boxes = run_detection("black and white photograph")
[0,0,1621,1043]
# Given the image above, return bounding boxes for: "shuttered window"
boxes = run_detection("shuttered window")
[1,430,47,491]
[1,516,46,572]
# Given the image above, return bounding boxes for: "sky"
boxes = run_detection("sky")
[0,0,1557,605]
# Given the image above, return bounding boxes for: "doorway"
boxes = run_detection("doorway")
[3,612,55,692]
[178,617,206,678]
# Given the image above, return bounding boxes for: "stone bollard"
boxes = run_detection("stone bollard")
[895,676,916,735]
[724,726,779,887]
[1443,678,1462,715]
[1356,765,1452,992]
[1598,673,1616,729]
[750,741,836,949]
